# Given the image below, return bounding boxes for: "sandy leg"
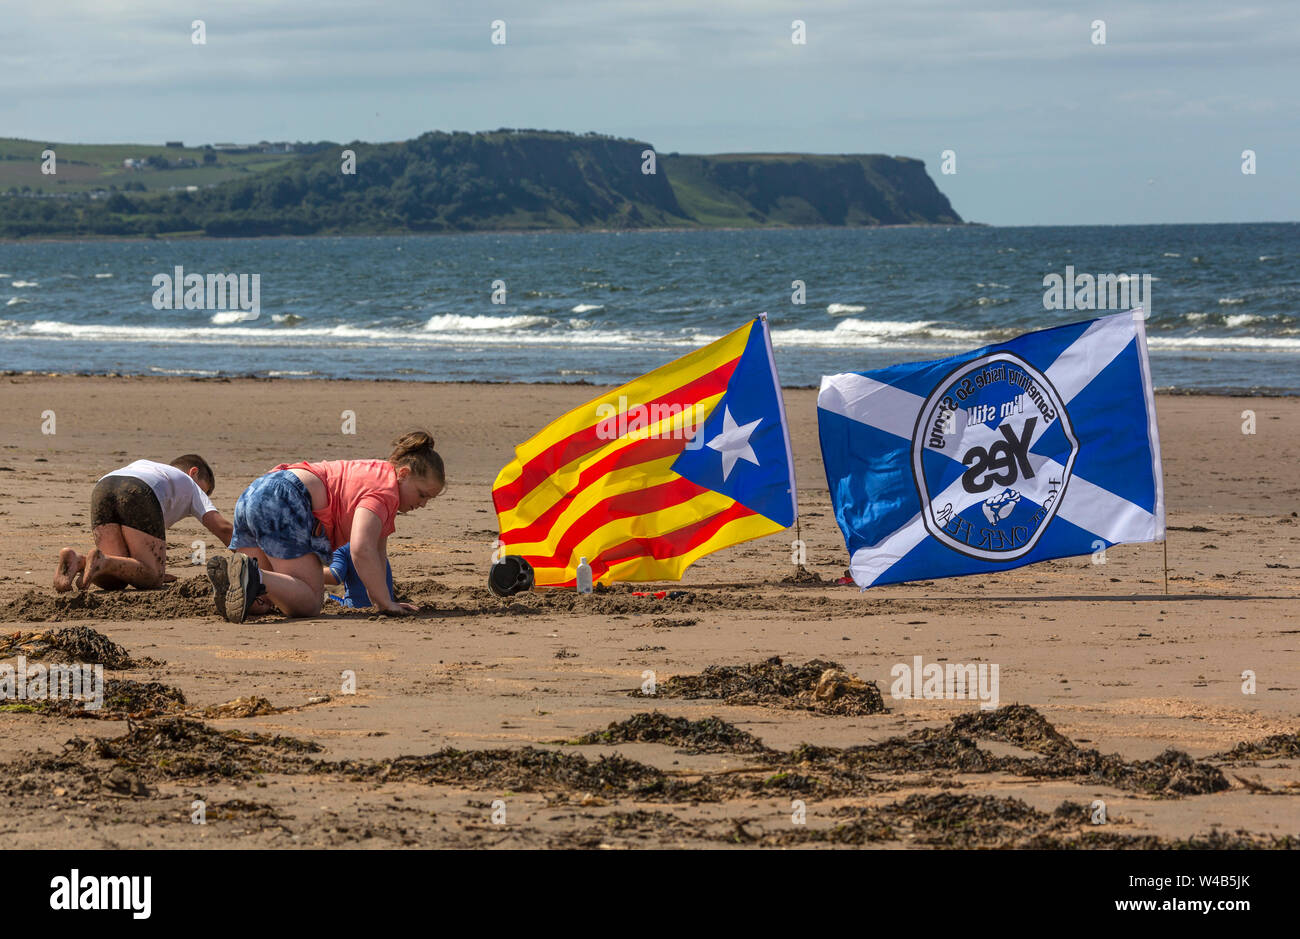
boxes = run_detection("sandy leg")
[78,548,108,591]
[53,548,84,592]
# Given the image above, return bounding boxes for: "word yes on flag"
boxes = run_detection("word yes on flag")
[818,310,1165,588]
[494,315,798,588]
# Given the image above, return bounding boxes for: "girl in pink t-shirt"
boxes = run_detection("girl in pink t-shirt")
[208,431,445,622]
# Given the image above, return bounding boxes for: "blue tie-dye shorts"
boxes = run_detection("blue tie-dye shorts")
[229,470,332,561]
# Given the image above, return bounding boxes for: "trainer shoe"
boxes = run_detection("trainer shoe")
[206,555,230,619]
[207,553,265,623]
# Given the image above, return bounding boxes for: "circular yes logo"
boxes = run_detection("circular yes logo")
[911,352,1077,561]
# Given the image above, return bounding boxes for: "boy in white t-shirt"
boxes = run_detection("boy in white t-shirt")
[53,455,235,592]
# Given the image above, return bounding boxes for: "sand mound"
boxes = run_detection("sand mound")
[3,576,216,623]
[747,792,1297,849]
[85,718,320,781]
[1212,733,1300,762]
[396,578,900,619]
[785,705,1231,797]
[0,701,1283,847]
[331,747,683,798]
[643,656,888,716]
[646,617,698,628]
[203,696,279,719]
[15,679,185,722]
[566,712,771,754]
[0,624,151,668]
[948,703,1076,755]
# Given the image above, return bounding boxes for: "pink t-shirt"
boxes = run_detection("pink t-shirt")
[277,459,400,549]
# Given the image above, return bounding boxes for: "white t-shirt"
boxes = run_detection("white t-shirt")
[102,460,217,530]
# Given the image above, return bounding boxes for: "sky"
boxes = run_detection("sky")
[2,0,1296,225]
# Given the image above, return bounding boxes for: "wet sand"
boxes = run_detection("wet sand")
[0,375,1297,848]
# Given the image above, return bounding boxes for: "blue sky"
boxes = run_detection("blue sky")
[3,0,1296,225]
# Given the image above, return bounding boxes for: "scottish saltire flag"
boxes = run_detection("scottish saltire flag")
[494,315,797,588]
[818,310,1165,588]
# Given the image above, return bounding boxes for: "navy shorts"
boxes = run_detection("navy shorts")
[230,470,332,562]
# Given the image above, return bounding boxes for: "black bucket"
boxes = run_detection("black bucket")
[488,555,535,598]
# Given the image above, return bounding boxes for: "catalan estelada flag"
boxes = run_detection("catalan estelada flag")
[493,315,798,588]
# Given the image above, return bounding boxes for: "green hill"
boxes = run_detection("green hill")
[0,130,962,238]
[665,152,962,226]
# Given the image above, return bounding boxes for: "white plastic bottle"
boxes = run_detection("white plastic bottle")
[576,556,593,594]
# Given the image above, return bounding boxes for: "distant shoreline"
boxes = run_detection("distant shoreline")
[2,371,1293,397]
[7,220,1300,246]
[0,221,984,246]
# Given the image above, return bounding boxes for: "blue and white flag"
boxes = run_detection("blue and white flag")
[818,310,1165,588]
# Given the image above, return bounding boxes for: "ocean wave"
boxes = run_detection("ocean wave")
[768,318,989,348]
[570,303,604,314]
[1224,313,1263,327]
[1183,311,1286,329]
[1218,298,1245,305]
[9,315,1300,357]
[273,313,307,326]
[424,313,555,331]
[149,366,218,377]
[12,318,627,348]
[94,273,114,278]
[210,311,258,324]
[1162,252,1180,257]
[1148,334,1300,351]
[6,297,31,306]
[11,280,38,288]
[826,303,867,316]
[1259,256,1278,261]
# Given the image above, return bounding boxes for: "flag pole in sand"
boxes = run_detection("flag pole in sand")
[1163,538,1169,595]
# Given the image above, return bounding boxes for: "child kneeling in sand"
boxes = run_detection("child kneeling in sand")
[54,456,234,592]
[207,431,444,622]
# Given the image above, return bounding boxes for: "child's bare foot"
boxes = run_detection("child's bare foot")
[79,548,106,591]
[53,548,83,592]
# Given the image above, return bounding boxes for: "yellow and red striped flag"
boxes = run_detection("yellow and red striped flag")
[493,315,798,588]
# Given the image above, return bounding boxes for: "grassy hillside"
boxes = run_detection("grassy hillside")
[665,153,962,226]
[0,130,963,238]
[0,138,302,195]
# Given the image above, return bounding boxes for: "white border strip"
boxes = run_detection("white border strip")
[1130,307,1166,539]
[759,312,799,523]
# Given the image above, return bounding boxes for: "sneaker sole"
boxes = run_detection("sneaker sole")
[206,556,229,619]
[226,554,253,624]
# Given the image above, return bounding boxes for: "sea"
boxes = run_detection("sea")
[1,223,1296,392]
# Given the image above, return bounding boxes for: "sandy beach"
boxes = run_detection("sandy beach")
[0,374,1296,848]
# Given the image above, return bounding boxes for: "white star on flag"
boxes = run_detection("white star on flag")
[707,406,762,481]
